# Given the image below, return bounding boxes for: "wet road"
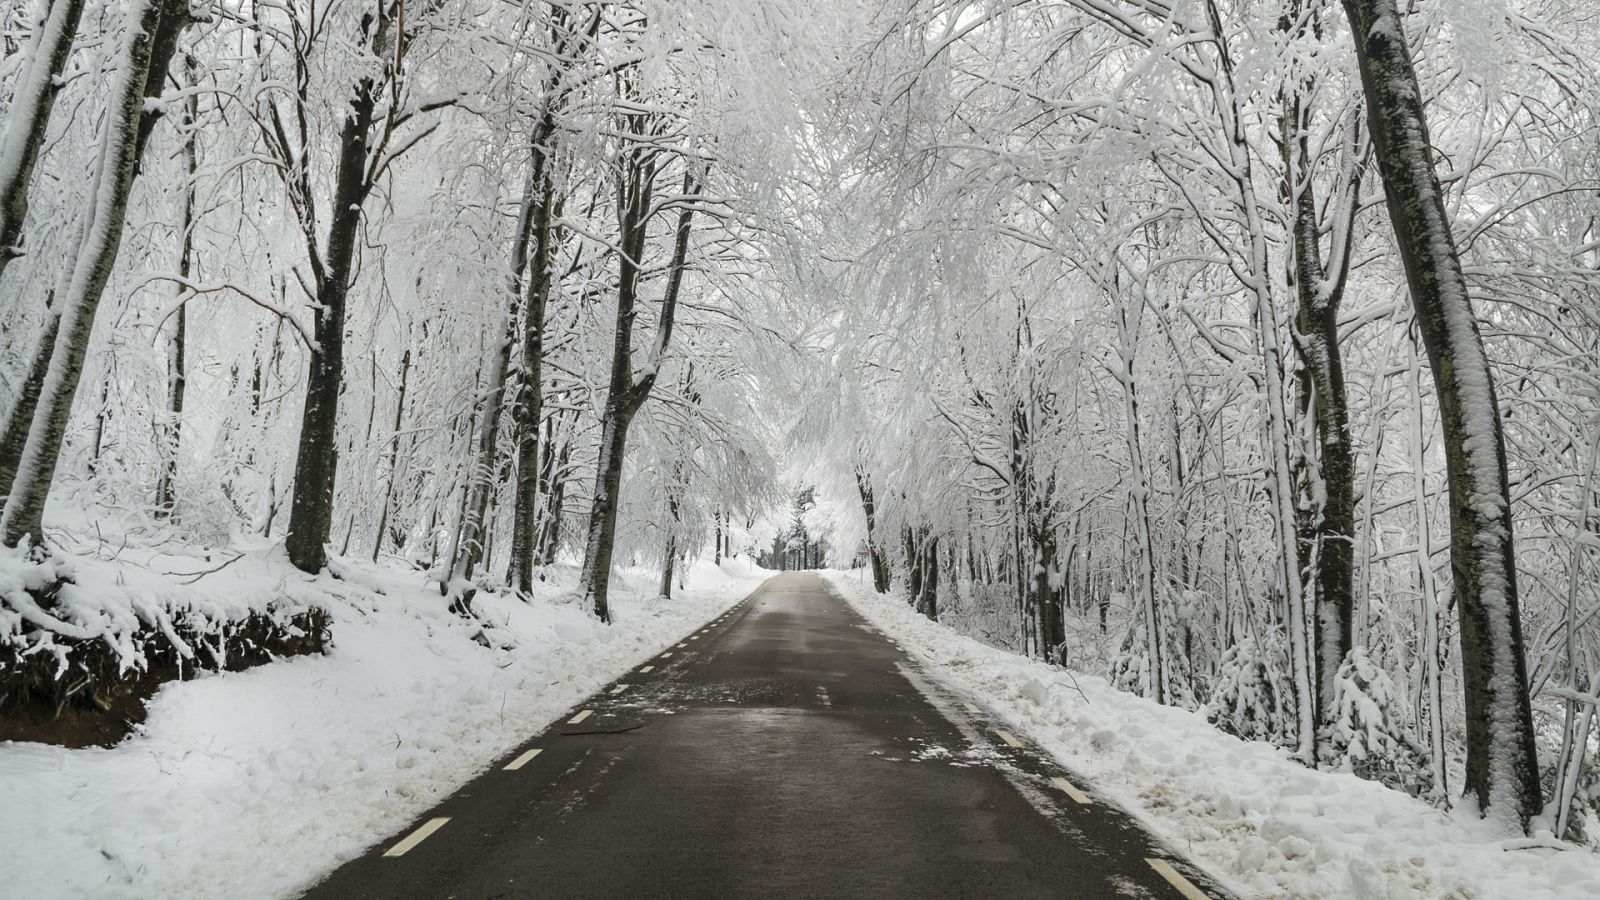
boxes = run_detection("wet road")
[301,572,1231,899]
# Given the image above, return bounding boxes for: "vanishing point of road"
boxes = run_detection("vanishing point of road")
[303,572,1232,899]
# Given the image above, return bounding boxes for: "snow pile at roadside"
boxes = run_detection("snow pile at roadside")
[825,571,1600,900]
[0,539,325,674]
[0,553,766,899]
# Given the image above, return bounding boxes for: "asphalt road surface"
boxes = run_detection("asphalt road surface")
[302,572,1233,899]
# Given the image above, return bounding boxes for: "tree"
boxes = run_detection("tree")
[276,0,445,573]
[1338,0,1543,828]
[0,0,86,289]
[854,468,891,592]
[576,148,703,621]
[1,0,191,548]
[154,52,200,517]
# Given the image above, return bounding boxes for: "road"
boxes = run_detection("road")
[302,572,1231,899]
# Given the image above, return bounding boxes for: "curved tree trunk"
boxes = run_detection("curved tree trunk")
[0,0,185,513]
[1,0,188,548]
[1340,0,1543,828]
[0,0,86,287]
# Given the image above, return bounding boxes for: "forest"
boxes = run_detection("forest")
[2,0,1599,890]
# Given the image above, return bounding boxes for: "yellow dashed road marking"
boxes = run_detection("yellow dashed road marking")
[640,665,655,673]
[568,709,593,725]
[1050,775,1093,805]
[660,652,674,659]
[383,818,449,857]
[1146,859,1210,900]
[995,729,1023,748]
[611,684,630,695]
[964,703,981,714]
[504,748,543,771]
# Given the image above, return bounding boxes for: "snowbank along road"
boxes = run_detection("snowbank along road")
[302,572,1232,899]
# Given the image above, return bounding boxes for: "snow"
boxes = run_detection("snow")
[824,571,1600,900]
[0,546,765,899]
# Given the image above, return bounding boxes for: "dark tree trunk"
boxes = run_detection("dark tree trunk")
[371,346,411,561]
[507,111,559,593]
[919,532,940,620]
[855,470,891,592]
[1031,521,1065,663]
[1340,0,1543,827]
[577,163,700,621]
[285,9,396,573]
[658,461,685,598]
[903,526,938,619]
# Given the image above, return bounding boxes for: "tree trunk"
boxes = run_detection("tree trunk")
[1340,0,1543,827]
[1279,61,1362,749]
[507,111,559,594]
[577,163,700,621]
[658,460,684,598]
[1201,4,1316,757]
[451,298,517,582]
[855,468,891,592]
[371,346,411,561]
[284,27,387,573]
[155,54,198,517]
[1115,278,1166,703]
[1,0,187,548]
[534,411,570,565]
[0,0,86,286]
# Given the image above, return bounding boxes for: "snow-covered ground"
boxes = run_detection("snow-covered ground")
[0,549,766,899]
[825,570,1600,900]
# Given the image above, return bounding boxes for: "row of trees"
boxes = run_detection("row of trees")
[0,0,812,634]
[785,0,1598,835]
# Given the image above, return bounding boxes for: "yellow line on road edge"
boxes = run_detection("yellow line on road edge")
[995,729,1023,748]
[383,818,449,857]
[612,684,630,694]
[504,748,543,771]
[640,665,655,673]
[1146,858,1211,900]
[568,709,593,725]
[1050,775,1093,805]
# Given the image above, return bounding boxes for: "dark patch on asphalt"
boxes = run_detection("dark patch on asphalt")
[560,719,647,736]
